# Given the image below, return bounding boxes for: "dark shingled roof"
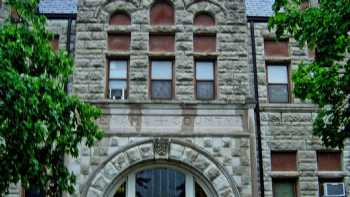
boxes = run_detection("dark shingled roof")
[39,0,77,14]
[38,0,273,17]
[245,0,274,17]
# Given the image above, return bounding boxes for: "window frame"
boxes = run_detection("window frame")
[271,151,297,171]
[316,151,342,171]
[195,60,216,100]
[266,64,291,103]
[149,59,174,100]
[106,58,129,100]
[109,165,213,197]
[150,1,175,26]
[272,178,298,197]
[318,178,344,197]
[109,11,131,25]
[193,12,215,26]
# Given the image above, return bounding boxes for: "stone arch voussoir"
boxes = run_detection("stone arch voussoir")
[186,0,226,21]
[84,139,240,197]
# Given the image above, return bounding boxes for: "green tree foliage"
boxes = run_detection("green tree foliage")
[0,0,103,195]
[269,0,350,148]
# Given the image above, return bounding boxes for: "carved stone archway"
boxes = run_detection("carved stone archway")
[83,139,240,197]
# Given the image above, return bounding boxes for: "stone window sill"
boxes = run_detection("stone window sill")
[270,171,299,178]
[265,56,291,63]
[317,171,346,179]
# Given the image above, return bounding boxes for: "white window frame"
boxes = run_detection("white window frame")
[111,166,212,197]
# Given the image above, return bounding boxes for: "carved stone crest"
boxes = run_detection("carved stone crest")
[153,138,170,158]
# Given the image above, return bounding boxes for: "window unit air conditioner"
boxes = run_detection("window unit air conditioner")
[109,88,126,100]
[323,183,346,197]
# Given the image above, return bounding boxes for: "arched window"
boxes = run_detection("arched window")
[110,12,131,25]
[112,167,210,197]
[194,13,215,26]
[150,1,175,25]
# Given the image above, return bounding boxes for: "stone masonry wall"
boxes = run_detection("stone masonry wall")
[75,136,252,197]
[260,106,350,197]
[65,103,256,197]
[70,0,257,196]
[250,22,350,197]
[73,0,252,103]
[0,2,9,23]
[47,19,77,55]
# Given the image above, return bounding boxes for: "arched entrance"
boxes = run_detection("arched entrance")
[82,139,240,197]
[105,161,214,197]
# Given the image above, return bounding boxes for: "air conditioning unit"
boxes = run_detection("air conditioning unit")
[323,183,346,197]
[109,88,126,100]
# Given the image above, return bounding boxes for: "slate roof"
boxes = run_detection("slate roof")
[38,0,273,17]
[245,0,275,17]
[39,0,77,14]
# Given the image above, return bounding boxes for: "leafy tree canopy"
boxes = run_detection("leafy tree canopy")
[269,0,350,148]
[0,0,103,195]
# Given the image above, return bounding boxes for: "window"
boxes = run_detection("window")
[193,35,216,53]
[267,65,289,103]
[149,34,175,52]
[195,61,215,100]
[110,12,131,25]
[273,179,297,197]
[113,167,209,197]
[108,60,128,100]
[25,186,45,197]
[150,60,173,99]
[150,1,174,25]
[264,40,289,57]
[317,151,342,171]
[271,151,297,171]
[108,33,131,51]
[194,13,215,26]
[51,35,59,51]
[318,178,344,197]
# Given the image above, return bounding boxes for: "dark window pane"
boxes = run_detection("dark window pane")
[25,187,44,197]
[317,152,342,171]
[152,80,172,99]
[110,12,131,25]
[150,2,174,25]
[273,181,296,197]
[114,182,126,197]
[197,81,214,100]
[194,13,215,26]
[136,168,185,197]
[268,84,288,103]
[195,182,207,197]
[271,152,297,171]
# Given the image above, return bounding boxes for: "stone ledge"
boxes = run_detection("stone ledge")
[270,171,300,178]
[103,132,251,138]
[265,56,291,63]
[86,99,251,108]
[105,51,131,58]
[260,103,318,113]
[317,171,347,179]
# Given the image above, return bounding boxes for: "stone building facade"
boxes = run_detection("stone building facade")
[1,0,349,196]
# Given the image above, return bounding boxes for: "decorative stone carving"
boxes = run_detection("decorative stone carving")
[153,138,170,158]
